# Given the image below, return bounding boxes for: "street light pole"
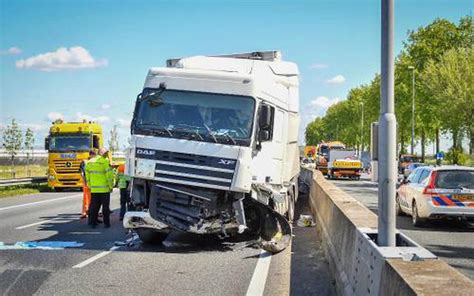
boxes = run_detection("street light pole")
[408,65,415,155]
[360,102,364,156]
[378,0,397,247]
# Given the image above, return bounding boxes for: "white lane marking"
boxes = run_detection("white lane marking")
[15,217,80,230]
[72,246,119,269]
[0,194,81,212]
[72,237,135,269]
[246,250,272,296]
[15,220,53,230]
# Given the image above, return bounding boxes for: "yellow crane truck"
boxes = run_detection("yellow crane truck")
[45,120,103,190]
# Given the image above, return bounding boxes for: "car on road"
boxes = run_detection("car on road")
[398,154,422,174]
[396,166,474,226]
[403,162,427,177]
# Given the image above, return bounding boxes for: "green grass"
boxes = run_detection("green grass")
[0,183,50,198]
[420,154,474,167]
[0,164,47,179]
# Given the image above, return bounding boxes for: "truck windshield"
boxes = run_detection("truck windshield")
[132,89,255,146]
[49,135,91,152]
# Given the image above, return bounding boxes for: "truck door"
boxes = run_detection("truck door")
[253,103,285,184]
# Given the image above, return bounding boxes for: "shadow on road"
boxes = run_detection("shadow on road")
[289,192,335,296]
[24,208,261,254]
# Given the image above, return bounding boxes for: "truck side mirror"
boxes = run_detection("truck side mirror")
[93,135,100,149]
[259,105,272,129]
[259,130,270,142]
[44,137,50,150]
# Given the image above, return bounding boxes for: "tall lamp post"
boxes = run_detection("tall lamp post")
[360,102,364,156]
[408,65,415,155]
[378,0,397,247]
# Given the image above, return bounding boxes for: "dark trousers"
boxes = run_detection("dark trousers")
[88,192,111,226]
[119,188,130,219]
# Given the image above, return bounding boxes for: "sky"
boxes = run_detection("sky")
[0,0,471,150]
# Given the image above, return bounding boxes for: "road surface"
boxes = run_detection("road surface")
[329,174,474,280]
[0,189,334,295]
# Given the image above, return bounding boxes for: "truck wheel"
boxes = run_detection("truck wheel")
[412,201,425,227]
[136,228,168,244]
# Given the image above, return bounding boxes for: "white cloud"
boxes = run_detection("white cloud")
[75,112,109,123]
[116,118,131,128]
[325,75,346,84]
[16,46,107,71]
[20,123,47,132]
[47,112,64,121]
[101,104,111,110]
[1,47,22,55]
[309,63,328,69]
[309,96,341,109]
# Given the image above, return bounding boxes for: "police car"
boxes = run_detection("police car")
[397,166,474,226]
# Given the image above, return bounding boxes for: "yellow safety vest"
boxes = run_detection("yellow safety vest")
[85,156,114,193]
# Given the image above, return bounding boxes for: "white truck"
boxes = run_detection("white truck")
[123,51,300,253]
[327,149,363,180]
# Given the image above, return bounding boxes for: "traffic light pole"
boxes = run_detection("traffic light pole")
[378,0,397,247]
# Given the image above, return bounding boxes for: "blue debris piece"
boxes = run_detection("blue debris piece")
[0,241,84,250]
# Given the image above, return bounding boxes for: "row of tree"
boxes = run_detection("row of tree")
[1,119,35,177]
[305,16,473,163]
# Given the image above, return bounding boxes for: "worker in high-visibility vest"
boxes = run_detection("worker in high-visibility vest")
[85,148,115,228]
[117,164,131,221]
[80,150,96,218]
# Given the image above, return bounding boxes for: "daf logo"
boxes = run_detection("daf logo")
[218,159,235,165]
[65,161,72,167]
[137,149,156,156]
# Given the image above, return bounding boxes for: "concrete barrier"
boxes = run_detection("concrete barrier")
[307,169,474,296]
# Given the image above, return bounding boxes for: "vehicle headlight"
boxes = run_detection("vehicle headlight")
[48,175,56,180]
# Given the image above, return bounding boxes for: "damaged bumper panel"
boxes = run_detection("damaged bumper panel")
[123,211,169,230]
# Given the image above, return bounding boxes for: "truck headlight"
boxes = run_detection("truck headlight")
[48,175,56,180]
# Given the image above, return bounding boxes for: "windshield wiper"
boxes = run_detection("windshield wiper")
[215,133,237,145]
[137,124,173,137]
[173,127,204,141]
[203,124,218,143]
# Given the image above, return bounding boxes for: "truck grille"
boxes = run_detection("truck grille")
[53,160,82,174]
[135,148,236,190]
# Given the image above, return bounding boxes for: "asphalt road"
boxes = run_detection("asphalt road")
[0,189,334,296]
[329,174,474,280]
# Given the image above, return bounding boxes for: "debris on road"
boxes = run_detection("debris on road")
[0,241,84,250]
[297,215,316,227]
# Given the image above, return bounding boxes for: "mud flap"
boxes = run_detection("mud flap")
[252,201,292,253]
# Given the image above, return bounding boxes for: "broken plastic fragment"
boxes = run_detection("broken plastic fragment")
[297,215,316,227]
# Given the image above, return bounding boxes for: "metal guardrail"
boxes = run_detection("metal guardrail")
[0,177,47,188]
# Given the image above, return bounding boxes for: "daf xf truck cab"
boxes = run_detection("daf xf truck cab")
[123,51,300,252]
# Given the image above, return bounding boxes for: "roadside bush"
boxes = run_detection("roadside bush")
[445,147,466,165]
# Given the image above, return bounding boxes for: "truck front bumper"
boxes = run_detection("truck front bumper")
[123,211,169,230]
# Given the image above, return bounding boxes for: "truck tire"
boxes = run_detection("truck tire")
[136,228,168,244]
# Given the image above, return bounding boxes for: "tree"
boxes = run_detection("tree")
[2,119,23,178]
[24,128,35,177]
[108,125,119,153]
[421,47,473,160]
[305,117,326,145]
[402,16,472,159]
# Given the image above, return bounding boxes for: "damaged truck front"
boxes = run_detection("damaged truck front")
[123,51,300,253]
